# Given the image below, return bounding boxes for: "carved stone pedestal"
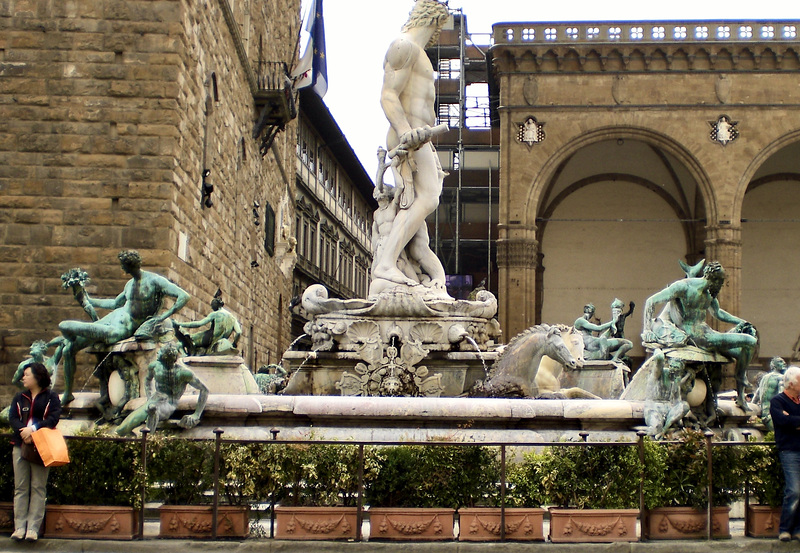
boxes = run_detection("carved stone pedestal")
[559,360,629,399]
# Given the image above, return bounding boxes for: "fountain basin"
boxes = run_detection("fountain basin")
[280,350,497,397]
[59,393,758,443]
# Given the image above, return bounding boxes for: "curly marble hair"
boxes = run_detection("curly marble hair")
[402,0,449,47]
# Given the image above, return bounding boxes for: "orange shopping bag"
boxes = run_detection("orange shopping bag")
[30,427,70,467]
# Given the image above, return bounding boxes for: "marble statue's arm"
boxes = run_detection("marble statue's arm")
[174,313,214,329]
[380,38,416,140]
[152,276,190,322]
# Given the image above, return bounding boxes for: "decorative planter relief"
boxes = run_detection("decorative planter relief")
[646,506,730,539]
[549,508,638,543]
[746,505,780,538]
[458,507,544,541]
[368,508,455,541]
[43,505,139,540]
[274,506,357,540]
[158,505,249,539]
[0,503,12,534]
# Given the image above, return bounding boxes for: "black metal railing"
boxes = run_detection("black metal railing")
[0,430,778,542]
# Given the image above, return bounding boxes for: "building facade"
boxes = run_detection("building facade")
[0,0,301,393]
[292,88,376,340]
[490,21,800,365]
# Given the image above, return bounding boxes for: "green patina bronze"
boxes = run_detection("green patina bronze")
[50,250,190,405]
[642,260,759,411]
[173,290,242,356]
[753,356,787,431]
[115,343,208,436]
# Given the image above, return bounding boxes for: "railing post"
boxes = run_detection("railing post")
[500,445,506,542]
[705,430,714,541]
[356,444,365,541]
[637,431,646,542]
[139,428,149,540]
[270,428,279,538]
[212,428,224,540]
[579,431,590,442]
[742,430,751,536]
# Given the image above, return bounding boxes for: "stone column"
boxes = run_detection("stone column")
[704,223,743,319]
[497,226,539,339]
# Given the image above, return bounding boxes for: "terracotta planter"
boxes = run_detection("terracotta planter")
[646,506,730,539]
[274,506,358,540]
[43,505,139,540]
[746,505,781,538]
[368,508,455,541]
[0,502,13,534]
[549,508,639,543]
[158,505,249,538]
[458,507,544,541]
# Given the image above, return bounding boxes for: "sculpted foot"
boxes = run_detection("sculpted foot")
[373,264,417,286]
[61,392,74,406]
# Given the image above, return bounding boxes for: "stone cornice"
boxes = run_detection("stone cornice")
[491,22,800,74]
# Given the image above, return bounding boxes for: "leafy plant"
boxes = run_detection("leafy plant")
[276,442,381,507]
[538,441,641,509]
[219,442,283,506]
[47,430,144,507]
[643,429,744,509]
[146,433,214,505]
[365,444,500,508]
[506,449,547,507]
[741,432,784,507]
[0,437,15,502]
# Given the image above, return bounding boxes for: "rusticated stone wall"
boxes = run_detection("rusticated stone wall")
[0,0,300,400]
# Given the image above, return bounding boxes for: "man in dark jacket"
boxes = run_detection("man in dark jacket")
[770,365,800,542]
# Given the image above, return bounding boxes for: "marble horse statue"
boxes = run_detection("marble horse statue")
[470,324,579,398]
[535,326,600,399]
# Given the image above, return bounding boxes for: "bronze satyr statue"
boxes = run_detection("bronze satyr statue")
[115,343,208,435]
[642,261,758,410]
[51,250,189,405]
[173,289,242,356]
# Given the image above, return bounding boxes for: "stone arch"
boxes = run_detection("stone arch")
[733,129,800,218]
[523,125,716,228]
[736,131,800,356]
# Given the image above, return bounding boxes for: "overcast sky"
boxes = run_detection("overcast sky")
[300,0,796,178]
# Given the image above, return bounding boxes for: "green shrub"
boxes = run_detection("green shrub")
[276,442,381,507]
[47,430,144,507]
[742,432,784,507]
[365,444,500,508]
[643,429,744,509]
[506,450,547,507]
[219,442,282,506]
[0,437,15,502]
[146,433,214,505]
[539,441,641,509]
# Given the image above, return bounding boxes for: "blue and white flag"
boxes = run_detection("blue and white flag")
[292,0,327,98]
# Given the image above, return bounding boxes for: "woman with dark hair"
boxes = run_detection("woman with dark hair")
[8,362,61,542]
